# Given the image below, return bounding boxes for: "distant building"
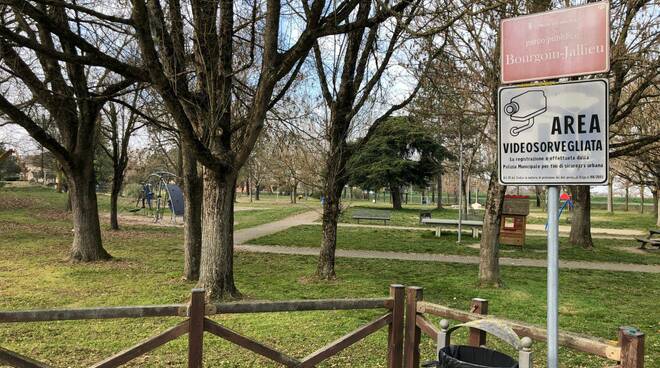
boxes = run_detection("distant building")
[21,154,57,185]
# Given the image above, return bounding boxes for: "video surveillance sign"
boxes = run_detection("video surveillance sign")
[498,79,608,185]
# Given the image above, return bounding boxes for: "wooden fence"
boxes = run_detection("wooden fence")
[403,286,645,368]
[0,285,645,367]
[0,286,404,368]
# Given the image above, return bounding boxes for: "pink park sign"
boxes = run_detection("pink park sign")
[501,2,610,84]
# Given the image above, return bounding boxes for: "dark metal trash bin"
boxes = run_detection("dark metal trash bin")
[436,345,518,368]
[423,319,532,368]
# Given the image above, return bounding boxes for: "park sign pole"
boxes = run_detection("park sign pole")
[498,3,610,367]
[546,185,559,368]
[498,79,609,368]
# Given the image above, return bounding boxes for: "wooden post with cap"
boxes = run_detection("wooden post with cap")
[403,287,422,368]
[619,326,644,368]
[188,289,205,368]
[468,298,488,346]
[387,284,405,368]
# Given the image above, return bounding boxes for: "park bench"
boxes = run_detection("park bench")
[635,229,660,249]
[421,217,484,238]
[352,209,391,225]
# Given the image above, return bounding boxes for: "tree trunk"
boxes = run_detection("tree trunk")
[317,143,348,280]
[461,177,469,216]
[639,185,644,214]
[652,186,658,225]
[109,175,121,230]
[56,169,64,193]
[183,146,202,281]
[656,189,660,227]
[391,185,402,210]
[625,184,629,211]
[431,183,436,204]
[198,170,240,300]
[68,169,112,262]
[569,185,594,249]
[534,186,542,207]
[65,192,72,212]
[291,180,297,204]
[478,170,505,288]
[255,183,260,201]
[40,146,45,185]
[317,186,342,280]
[436,173,443,209]
[652,189,658,218]
[607,175,614,213]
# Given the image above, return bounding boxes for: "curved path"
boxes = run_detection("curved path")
[233,210,660,273]
[234,210,319,244]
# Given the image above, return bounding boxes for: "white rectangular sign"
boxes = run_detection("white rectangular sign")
[498,79,608,185]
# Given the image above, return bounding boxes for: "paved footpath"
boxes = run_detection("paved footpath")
[234,210,319,244]
[299,222,645,239]
[234,211,660,273]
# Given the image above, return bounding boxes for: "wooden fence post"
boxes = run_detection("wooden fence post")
[188,289,205,368]
[468,298,488,347]
[619,326,644,368]
[388,284,405,368]
[403,287,423,368]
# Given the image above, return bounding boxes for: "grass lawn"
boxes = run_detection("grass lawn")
[525,208,659,230]
[1,186,658,367]
[251,225,660,265]
[338,202,658,231]
[0,185,312,231]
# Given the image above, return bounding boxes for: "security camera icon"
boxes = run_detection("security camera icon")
[504,90,547,136]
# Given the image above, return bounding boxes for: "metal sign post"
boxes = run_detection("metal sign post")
[499,5,610,366]
[546,186,559,368]
[497,80,609,368]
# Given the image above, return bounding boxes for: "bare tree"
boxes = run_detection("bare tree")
[127,90,204,282]
[99,91,145,230]
[569,0,660,249]
[0,3,138,261]
[434,0,554,286]
[0,0,417,298]
[311,0,437,279]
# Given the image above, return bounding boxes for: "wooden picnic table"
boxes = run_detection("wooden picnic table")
[635,229,660,249]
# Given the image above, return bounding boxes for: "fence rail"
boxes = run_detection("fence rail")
[403,286,645,368]
[0,286,403,368]
[0,285,645,367]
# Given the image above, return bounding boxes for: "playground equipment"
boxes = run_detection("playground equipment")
[133,171,184,223]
